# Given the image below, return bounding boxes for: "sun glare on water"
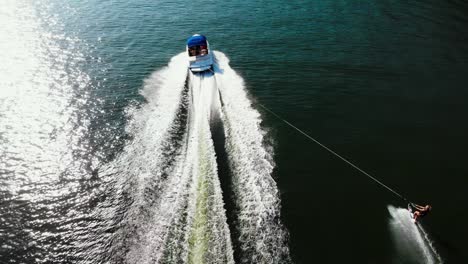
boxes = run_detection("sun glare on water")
[0,0,90,197]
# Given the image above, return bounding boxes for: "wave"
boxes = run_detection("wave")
[387,205,443,264]
[214,51,291,263]
[83,51,290,264]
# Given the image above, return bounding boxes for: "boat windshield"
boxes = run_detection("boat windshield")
[188,45,208,57]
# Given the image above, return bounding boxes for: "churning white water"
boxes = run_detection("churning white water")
[214,51,290,263]
[87,52,290,263]
[387,205,443,264]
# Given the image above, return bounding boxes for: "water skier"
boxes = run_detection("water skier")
[408,203,432,222]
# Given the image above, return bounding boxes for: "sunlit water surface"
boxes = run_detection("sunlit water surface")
[1,0,468,263]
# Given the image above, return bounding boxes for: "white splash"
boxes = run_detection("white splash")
[91,51,290,264]
[91,53,192,264]
[184,71,234,264]
[387,205,443,264]
[214,51,291,263]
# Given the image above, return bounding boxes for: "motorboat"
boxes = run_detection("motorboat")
[186,34,214,72]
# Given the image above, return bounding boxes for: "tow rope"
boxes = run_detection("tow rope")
[258,103,411,203]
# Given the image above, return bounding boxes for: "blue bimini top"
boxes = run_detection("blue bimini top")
[187,35,207,47]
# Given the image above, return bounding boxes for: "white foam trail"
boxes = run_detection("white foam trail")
[418,225,443,264]
[213,51,291,263]
[184,72,234,263]
[127,70,234,264]
[387,205,443,264]
[92,53,234,264]
[91,53,193,263]
[91,51,290,263]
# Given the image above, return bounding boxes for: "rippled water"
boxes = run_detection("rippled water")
[0,1,100,262]
[1,0,468,263]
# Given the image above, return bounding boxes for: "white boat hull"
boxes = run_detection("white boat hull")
[188,54,214,72]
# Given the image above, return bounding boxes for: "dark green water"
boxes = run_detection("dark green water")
[1,0,468,263]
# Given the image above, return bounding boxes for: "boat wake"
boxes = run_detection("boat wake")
[84,52,290,263]
[387,205,443,264]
